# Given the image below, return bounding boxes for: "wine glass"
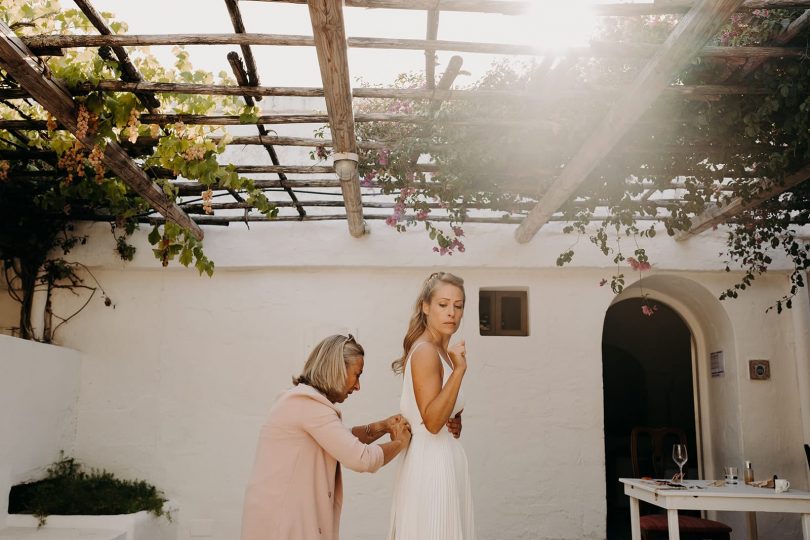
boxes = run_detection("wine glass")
[672,444,688,482]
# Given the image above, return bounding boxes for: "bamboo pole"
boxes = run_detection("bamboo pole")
[515,0,746,243]
[0,20,203,240]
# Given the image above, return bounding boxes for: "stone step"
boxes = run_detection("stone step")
[0,527,126,540]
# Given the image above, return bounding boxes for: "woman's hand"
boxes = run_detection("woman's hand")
[390,417,412,446]
[383,414,405,434]
[447,340,467,372]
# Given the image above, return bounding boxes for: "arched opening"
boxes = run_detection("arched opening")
[602,297,698,539]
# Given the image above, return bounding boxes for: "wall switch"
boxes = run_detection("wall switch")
[749,359,770,380]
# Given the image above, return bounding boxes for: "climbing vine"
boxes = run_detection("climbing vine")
[314,9,810,312]
[0,0,277,339]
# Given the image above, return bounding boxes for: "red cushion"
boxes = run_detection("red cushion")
[641,514,732,533]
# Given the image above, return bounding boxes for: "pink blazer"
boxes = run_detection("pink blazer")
[241,384,384,540]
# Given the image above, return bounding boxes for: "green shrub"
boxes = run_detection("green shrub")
[8,454,170,526]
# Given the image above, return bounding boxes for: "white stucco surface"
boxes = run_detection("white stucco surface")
[1,220,808,540]
[0,336,81,528]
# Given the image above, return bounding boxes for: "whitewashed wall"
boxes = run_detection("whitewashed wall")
[0,335,81,528]
[0,220,808,540]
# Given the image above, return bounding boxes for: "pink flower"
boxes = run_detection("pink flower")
[316,145,328,159]
[416,209,430,221]
[377,149,389,167]
[451,226,465,237]
[361,171,376,187]
[641,304,655,316]
[385,212,401,227]
[627,257,651,272]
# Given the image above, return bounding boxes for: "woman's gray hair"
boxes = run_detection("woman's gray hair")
[293,334,364,397]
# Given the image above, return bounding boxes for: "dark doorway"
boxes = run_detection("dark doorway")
[602,298,698,540]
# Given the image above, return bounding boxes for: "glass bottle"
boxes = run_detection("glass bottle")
[744,461,754,484]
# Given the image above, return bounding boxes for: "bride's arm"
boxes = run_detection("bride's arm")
[411,345,466,434]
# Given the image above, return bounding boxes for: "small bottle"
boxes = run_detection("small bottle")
[744,461,754,484]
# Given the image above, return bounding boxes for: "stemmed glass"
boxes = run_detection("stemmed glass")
[672,444,688,482]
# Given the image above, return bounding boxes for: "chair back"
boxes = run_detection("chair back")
[631,426,688,478]
[804,443,809,472]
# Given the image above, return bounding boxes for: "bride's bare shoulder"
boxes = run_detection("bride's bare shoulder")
[409,342,442,374]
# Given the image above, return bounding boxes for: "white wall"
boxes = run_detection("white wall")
[0,335,82,527]
[1,220,807,540]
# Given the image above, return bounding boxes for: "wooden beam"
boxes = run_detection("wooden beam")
[246,0,810,15]
[729,9,810,82]
[71,0,161,112]
[0,80,771,101]
[223,0,262,98]
[425,9,440,89]
[308,0,364,237]
[514,0,746,243]
[226,51,305,217]
[22,33,807,60]
[675,162,810,240]
[0,20,203,239]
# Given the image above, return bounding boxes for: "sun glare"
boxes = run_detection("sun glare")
[513,1,600,52]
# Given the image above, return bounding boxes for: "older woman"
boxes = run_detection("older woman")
[241,334,411,540]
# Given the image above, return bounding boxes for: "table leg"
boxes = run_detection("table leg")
[801,513,810,540]
[667,509,681,540]
[629,496,641,540]
[746,512,758,540]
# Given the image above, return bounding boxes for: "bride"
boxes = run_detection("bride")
[388,272,475,540]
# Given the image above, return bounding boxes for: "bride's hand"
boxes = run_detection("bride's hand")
[447,340,467,371]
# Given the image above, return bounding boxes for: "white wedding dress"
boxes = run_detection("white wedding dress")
[388,342,475,540]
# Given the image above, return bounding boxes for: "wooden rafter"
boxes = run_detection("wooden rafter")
[307,0,364,237]
[0,20,203,239]
[21,33,808,60]
[674,163,810,240]
[224,0,262,98]
[246,0,810,16]
[0,80,773,101]
[226,51,306,218]
[425,9,440,89]
[728,9,810,82]
[514,0,746,243]
[72,0,160,112]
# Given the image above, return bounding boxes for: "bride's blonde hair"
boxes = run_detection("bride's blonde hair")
[391,272,465,374]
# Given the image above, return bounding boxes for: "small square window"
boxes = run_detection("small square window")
[479,289,529,336]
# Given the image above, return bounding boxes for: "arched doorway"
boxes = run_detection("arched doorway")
[602,297,699,539]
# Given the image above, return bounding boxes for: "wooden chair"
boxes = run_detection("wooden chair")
[630,426,732,540]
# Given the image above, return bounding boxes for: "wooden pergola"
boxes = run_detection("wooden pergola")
[1,0,809,244]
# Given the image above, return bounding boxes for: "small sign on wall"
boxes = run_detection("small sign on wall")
[711,350,725,377]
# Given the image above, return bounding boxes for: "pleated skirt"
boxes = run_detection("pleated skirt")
[388,430,475,540]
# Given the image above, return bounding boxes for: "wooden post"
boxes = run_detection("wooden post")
[514,0,746,243]
[0,20,203,240]
[674,162,810,240]
[308,0,364,237]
